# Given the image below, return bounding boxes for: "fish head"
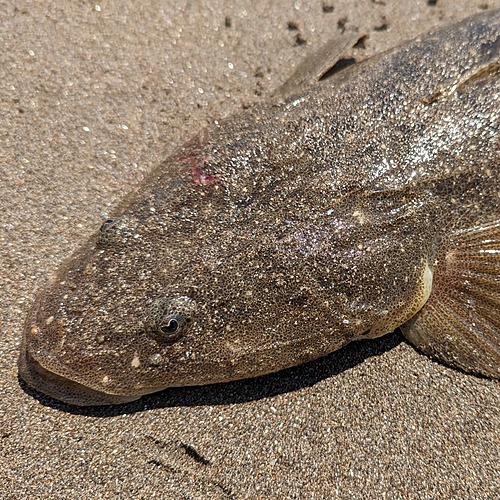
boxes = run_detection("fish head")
[19,133,436,406]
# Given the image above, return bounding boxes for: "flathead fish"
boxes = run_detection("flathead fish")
[19,10,500,405]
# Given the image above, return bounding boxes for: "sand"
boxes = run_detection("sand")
[1,0,499,498]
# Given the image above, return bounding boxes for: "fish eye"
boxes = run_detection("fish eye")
[97,218,125,247]
[146,296,196,342]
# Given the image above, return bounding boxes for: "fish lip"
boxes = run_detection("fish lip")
[18,349,141,407]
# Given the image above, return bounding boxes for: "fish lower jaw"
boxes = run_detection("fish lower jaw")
[18,350,141,406]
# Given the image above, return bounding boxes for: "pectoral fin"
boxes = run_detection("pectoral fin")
[401,222,500,379]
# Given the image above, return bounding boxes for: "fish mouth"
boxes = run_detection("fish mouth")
[18,349,141,407]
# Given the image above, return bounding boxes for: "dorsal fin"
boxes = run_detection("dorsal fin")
[276,30,364,97]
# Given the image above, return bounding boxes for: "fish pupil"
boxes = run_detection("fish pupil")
[99,218,120,232]
[159,317,180,335]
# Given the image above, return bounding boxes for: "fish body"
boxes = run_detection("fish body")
[20,11,500,405]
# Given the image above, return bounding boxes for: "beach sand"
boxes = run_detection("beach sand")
[1,1,499,498]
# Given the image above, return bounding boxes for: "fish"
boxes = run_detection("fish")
[19,10,500,406]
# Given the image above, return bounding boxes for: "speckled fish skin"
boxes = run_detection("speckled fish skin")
[19,10,500,405]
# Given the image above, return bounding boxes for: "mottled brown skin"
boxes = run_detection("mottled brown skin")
[20,11,500,405]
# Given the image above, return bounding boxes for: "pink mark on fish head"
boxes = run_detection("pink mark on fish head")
[181,154,220,186]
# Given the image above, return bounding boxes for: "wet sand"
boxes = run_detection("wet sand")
[1,1,499,498]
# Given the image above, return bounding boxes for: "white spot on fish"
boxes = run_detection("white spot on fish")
[148,353,162,366]
[131,353,140,368]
